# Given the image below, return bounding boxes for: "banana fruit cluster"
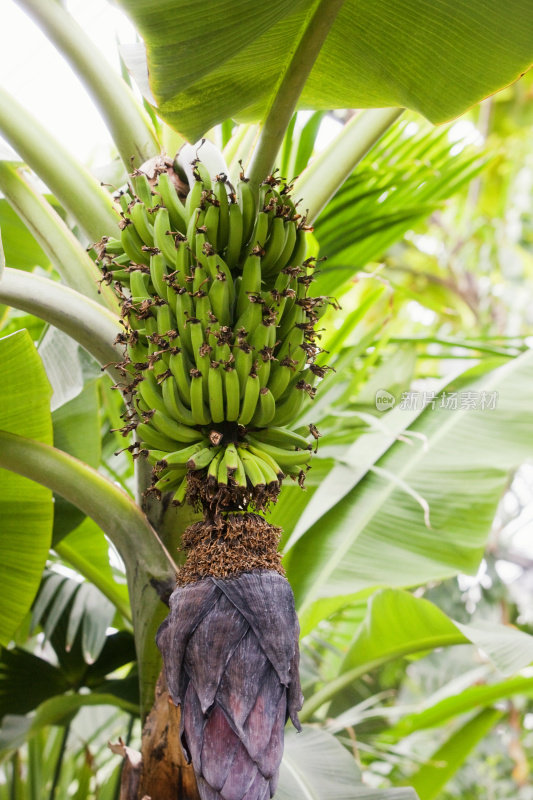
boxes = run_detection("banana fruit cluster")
[96,159,331,508]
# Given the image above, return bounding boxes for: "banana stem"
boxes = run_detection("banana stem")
[0,163,119,312]
[15,0,159,169]
[247,0,346,188]
[294,108,404,222]
[0,429,177,718]
[0,86,118,242]
[0,268,123,383]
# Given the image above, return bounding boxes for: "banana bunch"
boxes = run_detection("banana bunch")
[96,158,332,508]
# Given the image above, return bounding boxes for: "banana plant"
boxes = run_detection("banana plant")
[0,1,532,799]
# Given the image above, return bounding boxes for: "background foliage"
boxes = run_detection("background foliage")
[0,1,532,798]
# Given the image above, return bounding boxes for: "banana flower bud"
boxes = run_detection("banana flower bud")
[156,570,303,800]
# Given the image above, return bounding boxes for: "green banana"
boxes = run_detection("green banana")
[251,451,280,486]
[260,216,286,273]
[237,373,260,425]
[155,470,188,493]
[169,349,192,404]
[161,375,196,426]
[151,410,202,443]
[150,253,169,301]
[267,362,294,400]
[187,445,218,470]
[204,203,219,249]
[120,225,146,265]
[153,207,178,268]
[246,435,311,467]
[129,202,154,246]
[162,441,208,467]
[156,172,187,233]
[233,449,247,488]
[208,273,232,326]
[271,220,297,274]
[233,345,253,394]
[237,254,262,317]
[238,448,265,487]
[207,362,225,423]
[223,366,240,421]
[223,442,240,474]
[129,269,152,303]
[95,159,332,507]
[131,173,154,208]
[136,422,176,452]
[208,448,224,483]
[237,179,256,246]
[250,211,270,250]
[172,475,189,505]
[118,191,133,213]
[213,176,230,251]
[250,387,276,427]
[156,302,175,337]
[251,426,311,449]
[246,444,284,480]
[185,179,205,218]
[217,449,229,485]
[137,372,167,415]
[174,290,194,352]
[269,385,307,427]
[190,370,211,425]
[226,200,243,267]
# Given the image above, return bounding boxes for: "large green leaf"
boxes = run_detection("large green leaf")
[301,589,533,719]
[0,429,174,716]
[119,0,533,141]
[278,726,418,800]
[55,518,130,620]
[0,330,52,645]
[0,199,50,271]
[0,692,138,759]
[392,674,533,737]
[0,269,122,384]
[0,162,117,309]
[0,648,68,722]
[32,571,116,665]
[285,350,533,612]
[51,380,101,543]
[408,708,503,800]
[341,590,533,678]
[312,122,488,297]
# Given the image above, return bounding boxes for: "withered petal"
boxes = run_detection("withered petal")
[157,580,221,704]
[217,628,271,734]
[182,679,204,768]
[241,770,270,800]
[213,572,299,685]
[253,693,286,778]
[287,645,304,730]
[241,664,284,764]
[196,776,221,800]
[185,591,249,714]
[220,741,259,800]
[200,704,239,791]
